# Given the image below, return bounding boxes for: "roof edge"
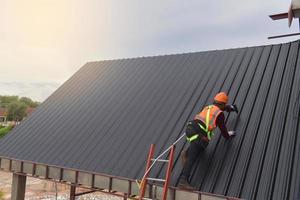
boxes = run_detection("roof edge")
[86,39,300,64]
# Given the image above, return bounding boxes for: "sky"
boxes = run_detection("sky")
[0,0,298,102]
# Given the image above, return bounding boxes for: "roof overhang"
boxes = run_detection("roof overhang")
[0,156,240,200]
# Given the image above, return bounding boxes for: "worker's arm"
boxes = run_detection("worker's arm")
[216,113,230,139]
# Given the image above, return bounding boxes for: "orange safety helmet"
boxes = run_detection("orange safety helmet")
[214,92,228,104]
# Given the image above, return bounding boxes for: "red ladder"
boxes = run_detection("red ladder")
[139,144,175,200]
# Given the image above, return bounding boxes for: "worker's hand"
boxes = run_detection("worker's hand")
[232,104,238,113]
[226,104,238,113]
[228,131,236,137]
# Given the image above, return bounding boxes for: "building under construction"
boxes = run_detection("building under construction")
[0,40,300,200]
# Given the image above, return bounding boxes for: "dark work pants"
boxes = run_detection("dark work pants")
[182,120,208,180]
[182,138,207,180]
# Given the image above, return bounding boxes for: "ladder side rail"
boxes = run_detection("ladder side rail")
[162,145,175,200]
[139,144,155,200]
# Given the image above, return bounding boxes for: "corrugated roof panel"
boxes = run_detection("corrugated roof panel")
[170,48,248,186]
[239,44,282,198]
[214,47,263,189]
[270,41,299,200]
[289,55,300,199]
[189,47,256,189]
[0,41,299,199]
[255,42,295,200]
[226,45,272,196]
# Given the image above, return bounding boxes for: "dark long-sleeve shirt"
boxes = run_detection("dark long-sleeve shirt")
[216,112,230,139]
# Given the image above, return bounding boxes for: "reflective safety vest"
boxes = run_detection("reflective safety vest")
[193,105,222,140]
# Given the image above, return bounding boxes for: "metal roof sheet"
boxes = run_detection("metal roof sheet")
[0,40,299,199]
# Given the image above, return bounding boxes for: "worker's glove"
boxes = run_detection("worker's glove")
[226,104,238,113]
[228,131,236,137]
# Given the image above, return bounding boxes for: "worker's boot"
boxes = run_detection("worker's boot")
[181,150,187,167]
[178,176,195,190]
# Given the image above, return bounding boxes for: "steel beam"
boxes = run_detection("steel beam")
[269,13,288,20]
[70,185,76,200]
[268,32,300,39]
[0,157,241,200]
[11,173,26,200]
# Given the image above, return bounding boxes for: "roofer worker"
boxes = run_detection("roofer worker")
[178,92,238,189]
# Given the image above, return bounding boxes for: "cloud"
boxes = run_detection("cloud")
[0,82,61,102]
[84,0,294,58]
[0,0,296,101]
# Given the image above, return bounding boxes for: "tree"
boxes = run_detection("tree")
[0,95,18,108]
[19,97,40,108]
[0,95,40,122]
[6,102,27,122]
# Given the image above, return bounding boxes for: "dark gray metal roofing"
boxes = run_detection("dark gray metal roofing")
[0,40,300,200]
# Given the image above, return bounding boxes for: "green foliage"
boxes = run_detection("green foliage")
[0,190,4,200]
[19,97,40,107]
[0,126,13,138]
[7,102,27,121]
[0,95,40,108]
[0,95,18,108]
[0,95,40,121]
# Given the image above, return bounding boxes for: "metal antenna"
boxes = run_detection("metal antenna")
[268,0,300,39]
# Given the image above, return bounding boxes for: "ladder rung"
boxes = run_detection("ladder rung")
[151,159,169,162]
[146,178,165,182]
